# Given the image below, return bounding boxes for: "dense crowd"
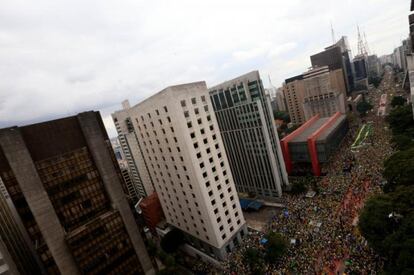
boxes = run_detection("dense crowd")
[217,73,396,275]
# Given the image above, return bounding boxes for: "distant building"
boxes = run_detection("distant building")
[283,74,306,125]
[311,36,354,94]
[302,66,346,121]
[112,102,155,201]
[0,112,154,275]
[110,137,141,204]
[366,54,382,77]
[139,193,164,233]
[275,87,287,112]
[280,112,349,176]
[120,82,247,260]
[209,71,289,198]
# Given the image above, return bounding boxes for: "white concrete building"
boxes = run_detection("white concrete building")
[114,82,247,260]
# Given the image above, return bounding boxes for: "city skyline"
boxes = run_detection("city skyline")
[0,0,410,137]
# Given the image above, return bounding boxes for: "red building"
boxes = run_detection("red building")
[280,112,348,176]
[139,192,164,232]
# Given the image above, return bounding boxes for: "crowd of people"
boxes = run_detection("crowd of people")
[217,73,396,274]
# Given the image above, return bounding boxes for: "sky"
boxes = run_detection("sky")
[0,0,410,137]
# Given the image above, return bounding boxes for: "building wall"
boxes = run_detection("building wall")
[209,71,288,198]
[112,108,155,201]
[0,112,154,275]
[302,67,346,121]
[283,79,306,125]
[125,82,246,260]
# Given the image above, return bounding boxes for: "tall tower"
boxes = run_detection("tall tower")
[209,71,289,198]
[116,82,247,260]
[357,25,368,57]
[0,112,154,275]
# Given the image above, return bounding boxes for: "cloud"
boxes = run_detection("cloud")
[0,0,409,138]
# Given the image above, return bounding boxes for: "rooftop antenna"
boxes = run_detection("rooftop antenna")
[330,21,336,44]
[364,31,371,55]
[357,24,368,56]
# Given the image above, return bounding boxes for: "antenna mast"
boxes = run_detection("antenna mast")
[330,21,336,44]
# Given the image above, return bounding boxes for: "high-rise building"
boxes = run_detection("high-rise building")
[275,87,287,112]
[0,112,154,275]
[112,101,155,201]
[302,66,346,120]
[110,137,140,205]
[209,71,289,198]
[283,74,306,125]
[117,82,247,260]
[311,36,354,94]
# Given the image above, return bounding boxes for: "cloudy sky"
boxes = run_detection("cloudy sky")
[0,0,410,137]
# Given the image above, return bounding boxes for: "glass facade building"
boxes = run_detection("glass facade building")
[209,71,289,198]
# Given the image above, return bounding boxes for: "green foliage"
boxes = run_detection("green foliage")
[391,134,414,151]
[369,75,382,88]
[161,228,185,254]
[286,125,300,134]
[391,96,406,108]
[264,232,288,263]
[383,147,414,192]
[273,111,290,123]
[357,99,373,117]
[290,180,307,194]
[243,247,265,274]
[387,104,414,137]
[359,186,414,274]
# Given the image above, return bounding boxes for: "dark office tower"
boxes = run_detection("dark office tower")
[0,177,42,275]
[209,71,289,199]
[0,112,154,275]
[311,36,354,94]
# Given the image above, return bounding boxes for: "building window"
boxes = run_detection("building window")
[193,142,199,149]
[211,199,216,205]
[219,225,224,231]
[197,118,202,125]
[222,234,226,240]
[207,115,211,121]
[210,125,214,131]
[184,111,189,118]
[200,162,205,168]
[156,109,160,115]
[195,108,199,115]
[203,138,208,144]
[190,132,195,139]
[196,152,202,159]
[212,134,216,140]
[214,208,218,214]
[205,181,210,187]
[191,98,196,104]
[201,95,206,102]
[167,116,171,122]
[187,122,192,128]
[181,100,186,107]
[204,105,208,112]
[217,217,221,223]
[200,128,205,135]
[164,106,168,112]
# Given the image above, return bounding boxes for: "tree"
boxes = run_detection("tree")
[383,147,414,192]
[357,99,373,117]
[387,104,414,137]
[359,186,414,274]
[273,111,291,124]
[391,134,414,151]
[243,247,265,274]
[369,75,382,88]
[289,180,307,194]
[391,96,406,108]
[264,232,288,263]
[160,228,185,253]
